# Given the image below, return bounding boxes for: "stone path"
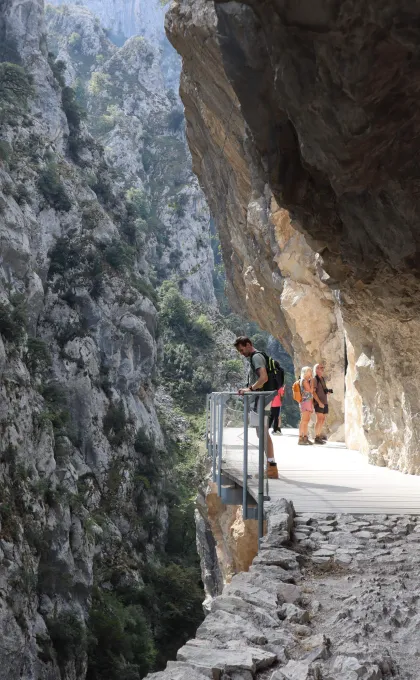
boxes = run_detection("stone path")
[148,500,419,680]
[221,428,420,514]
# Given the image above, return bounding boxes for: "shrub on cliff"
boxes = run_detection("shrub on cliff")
[87,589,156,680]
[25,337,52,375]
[38,163,72,212]
[103,402,129,447]
[104,240,136,271]
[141,562,204,667]
[159,281,191,336]
[46,612,86,675]
[0,294,27,344]
[62,85,85,131]
[0,62,33,124]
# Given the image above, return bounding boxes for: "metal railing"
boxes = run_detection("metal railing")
[205,391,276,543]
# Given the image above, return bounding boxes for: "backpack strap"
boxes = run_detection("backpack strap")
[316,375,327,394]
[250,351,267,369]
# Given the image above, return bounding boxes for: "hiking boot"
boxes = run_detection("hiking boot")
[304,436,314,445]
[314,436,326,445]
[321,434,327,441]
[298,436,306,445]
[266,461,279,479]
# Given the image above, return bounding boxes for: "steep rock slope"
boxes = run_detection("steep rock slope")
[51,0,167,42]
[0,0,171,675]
[166,1,345,440]
[0,0,236,677]
[46,2,216,306]
[167,0,420,465]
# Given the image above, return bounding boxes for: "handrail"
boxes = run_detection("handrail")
[206,390,276,545]
[208,391,276,395]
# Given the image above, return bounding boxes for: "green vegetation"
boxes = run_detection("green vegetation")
[87,589,156,680]
[0,140,11,162]
[159,281,218,409]
[46,612,86,675]
[104,240,135,272]
[38,162,71,212]
[48,53,66,88]
[68,32,82,50]
[88,72,111,97]
[47,237,80,278]
[169,193,188,218]
[39,381,71,436]
[103,402,129,447]
[0,62,33,124]
[0,293,27,344]
[134,428,155,456]
[142,562,204,666]
[62,85,85,131]
[0,445,31,541]
[126,188,149,220]
[25,337,52,375]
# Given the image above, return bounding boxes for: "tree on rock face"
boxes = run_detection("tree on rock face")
[86,590,156,680]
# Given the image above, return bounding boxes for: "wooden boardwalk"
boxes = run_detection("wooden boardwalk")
[221,427,420,515]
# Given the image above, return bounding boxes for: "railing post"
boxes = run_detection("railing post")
[258,395,265,544]
[242,394,249,520]
[217,395,225,496]
[205,394,210,457]
[212,394,217,482]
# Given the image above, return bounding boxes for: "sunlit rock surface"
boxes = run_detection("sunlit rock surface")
[167,0,420,465]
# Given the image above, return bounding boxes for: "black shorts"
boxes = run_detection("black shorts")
[314,403,329,414]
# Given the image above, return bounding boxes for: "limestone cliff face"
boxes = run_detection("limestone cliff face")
[0,1,168,675]
[0,0,226,675]
[196,483,260,611]
[167,0,420,465]
[166,1,344,439]
[46,2,216,306]
[50,0,167,42]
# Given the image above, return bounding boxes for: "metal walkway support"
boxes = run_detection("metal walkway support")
[206,391,275,544]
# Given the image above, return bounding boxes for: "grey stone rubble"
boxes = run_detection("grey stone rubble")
[148,499,420,679]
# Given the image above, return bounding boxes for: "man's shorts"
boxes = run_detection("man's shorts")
[249,410,259,427]
[249,409,270,426]
[314,403,329,414]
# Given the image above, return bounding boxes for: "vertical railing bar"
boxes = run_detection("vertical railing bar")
[205,394,210,458]
[217,395,225,496]
[212,395,217,482]
[258,395,265,545]
[242,394,249,520]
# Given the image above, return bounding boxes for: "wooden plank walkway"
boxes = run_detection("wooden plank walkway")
[221,427,420,514]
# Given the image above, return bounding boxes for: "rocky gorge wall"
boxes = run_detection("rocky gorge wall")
[46,1,216,307]
[167,0,420,466]
[0,0,248,676]
[51,0,167,43]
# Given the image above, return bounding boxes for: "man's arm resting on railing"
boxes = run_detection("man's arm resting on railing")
[238,367,268,395]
